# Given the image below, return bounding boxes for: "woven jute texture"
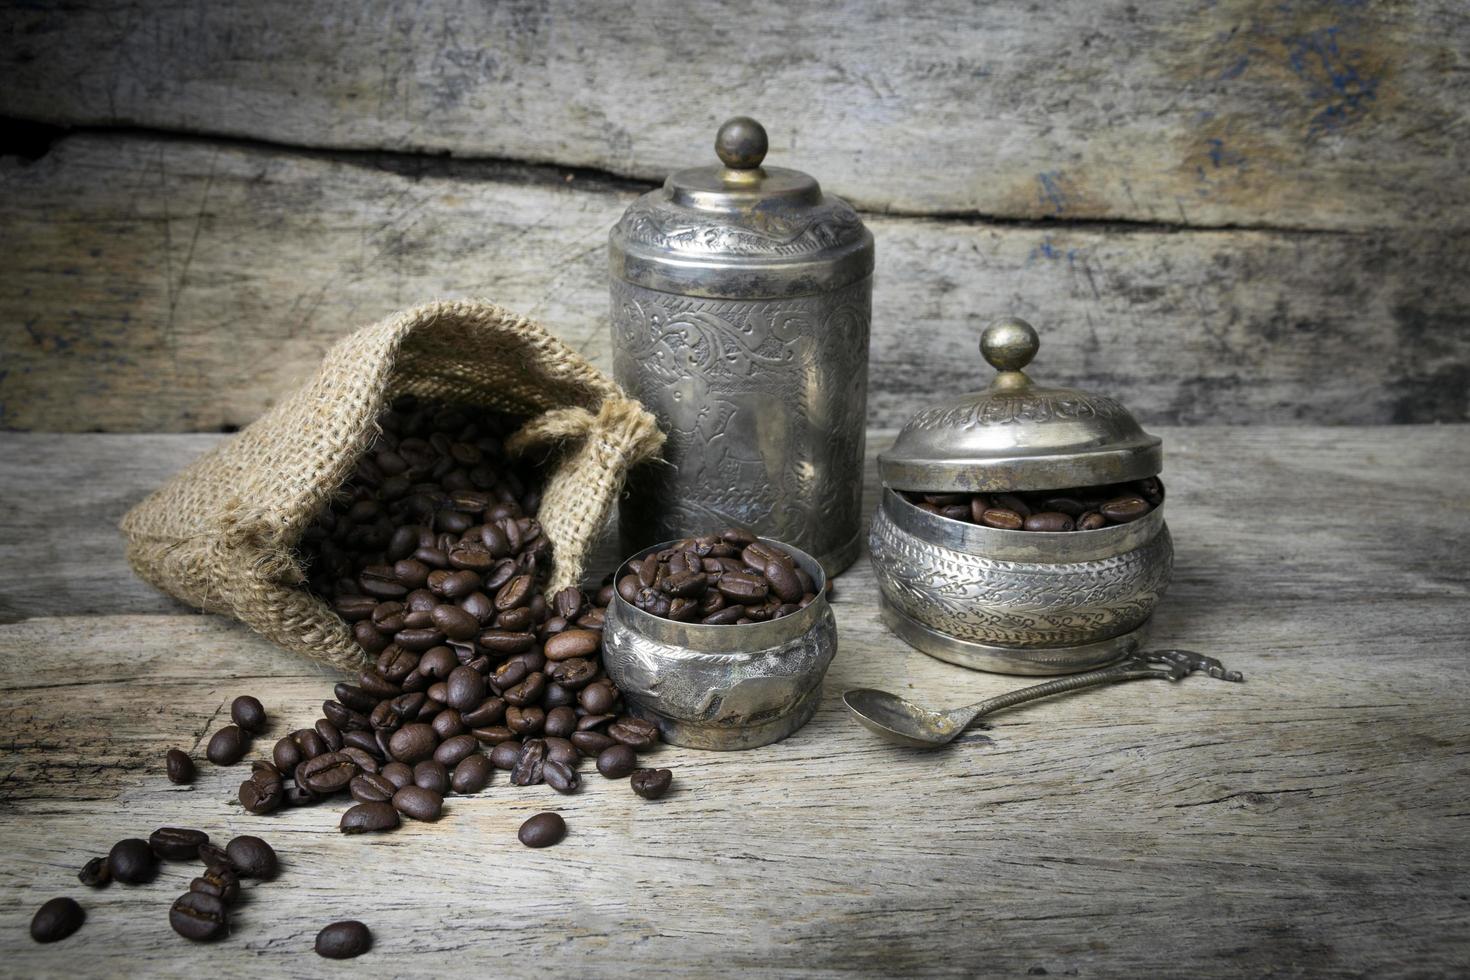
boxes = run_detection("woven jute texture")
[120,300,664,673]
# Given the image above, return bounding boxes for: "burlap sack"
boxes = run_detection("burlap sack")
[120,299,664,673]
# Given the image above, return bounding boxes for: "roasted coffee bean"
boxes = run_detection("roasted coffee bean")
[312,719,342,753]
[616,575,641,603]
[494,573,534,611]
[433,734,478,768]
[518,811,566,848]
[340,801,400,834]
[418,646,458,679]
[1040,496,1087,518]
[980,507,1025,530]
[571,731,617,757]
[701,605,743,625]
[294,728,329,759]
[30,897,84,943]
[608,716,660,749]
[272,736,304,773]
[506,704,546,735]
[430,707,466,740]
[316,920,373,959]
[1077,511,1107,531]
[544,628,600,661]
[445,665,487,712]
[298,752,361,795]
[225,835,278,879]
[358,669,402,699]
[107,838,157,884]
[323,700,370,732]
[544,705,577,738]
[461,697,506,728]
[579,683,616,715]
[78,857,110,888]
[451,753,494,794]
[491,658,529,691]
[197,842,230,868]
[544,759,580,794]
[512,738,548,786]
[596,743,637,779]
[478,629,535,654]
[170,891,229,941]
[240,772,286,815]
[490,742,522,770]
[380,761,415,790]
[206,725,249,766]
[343,729,383,758]
[388,723,439,764]
[1024,511,1076,532]
[544,737,579,768]
[472,725,516,745]
[393,785,444,821]
[413,760,450,795]
[150,827,209,861]
[190,865,240,905]
[716,571,768,603]
[230,695,268,734]
[576,713,615,732]
[1101,495,1151,523]
[764,560,804,603]
[503,672,546,707]
[350,772,399,804]
[165,748,195,785]
[431,603,480,640]
[630,768,674,800]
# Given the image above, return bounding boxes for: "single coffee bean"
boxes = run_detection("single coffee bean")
[607,716,660,749]
[503,672,547,707]
[413,760,450,795]
[576,713,615,732]
[342,734,383,763]
[1077,511,1107,531]
[340,802,400,834]
[334,683,379,714]
[543,705,577,738]
[107,838,157,884]
[418,646,458,679]
[472,725,516,745]
[433,734,478,768]
[206,725,248,766]
[461,697,506,728]
[150,827,210,861]
[717,571,768,603]
[490,741,522,770]
[979,507,1025,530]
[571,730,617,757]
[350,772,398,804]
[630,767,673,800]
[313,718,343,752]
[451,754,493,794]
[517,811,567,848]
[494,573,534,611]
[165,748,195,784]
[1101,495,1151,523]
[579,683,616,715]
[544,759,581,794]
[293,728,328,759]
[316,920,373,959]
[240,772,286,814]
[1040,496,1087,518]
[298,751,361,795]
[272,736,305,773]
[478,629,535,654]
[430,603,481,641]
[388,723,439,764]
[505,704,546,735]
[596,743,637,779]
[430,707,466,740]
[445,665,487,712]
[31,897,85,943]
[225,835,278,879]
[170,891,229,941]
[1024,511,1076,532]
[190,864,240,905]
[544,737,579,768]
[230,695,268,734]
[323,700,370,732]
[77,856,110,888]
[197,841,230,868]
[512,738,548,786]
[392,785,444,821]
[380,761,414,790]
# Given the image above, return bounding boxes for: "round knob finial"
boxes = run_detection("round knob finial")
[715,116,768,170]
[981,317,1040,373]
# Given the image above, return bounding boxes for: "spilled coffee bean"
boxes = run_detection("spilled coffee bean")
[316,920,373,959]
[30,897,84,943]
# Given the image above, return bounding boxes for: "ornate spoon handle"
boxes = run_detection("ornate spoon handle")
[952,650,1244,728]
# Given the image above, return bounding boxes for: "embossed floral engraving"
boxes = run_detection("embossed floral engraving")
[611,278,869,563]
[614,195,865,257]
[903,392,1130,433]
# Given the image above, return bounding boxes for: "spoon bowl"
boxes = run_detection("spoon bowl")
[841,688,965,748]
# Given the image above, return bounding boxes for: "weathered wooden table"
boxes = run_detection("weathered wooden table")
[1,426,1467,977]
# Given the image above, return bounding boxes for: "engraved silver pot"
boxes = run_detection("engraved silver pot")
[602,538,837,750]
[609,117,874,578]
[871,317,1174,675]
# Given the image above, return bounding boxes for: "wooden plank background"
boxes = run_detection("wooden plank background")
[1,1,1468,431]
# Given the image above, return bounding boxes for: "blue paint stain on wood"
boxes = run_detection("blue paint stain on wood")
[1219,56,1250,81]
[1036,172,1067,215]
[1283,25,1379,136]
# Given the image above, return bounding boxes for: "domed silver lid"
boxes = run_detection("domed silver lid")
[878,318,1162,493]
[609,117,874,299]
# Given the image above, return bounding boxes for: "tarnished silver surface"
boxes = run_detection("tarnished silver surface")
[610,117,873,577]
[879,318,1162,493]
[601,538,838,750]
[870,488,1174,675]
[844,650,1244,748]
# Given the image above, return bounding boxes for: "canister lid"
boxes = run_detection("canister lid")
[878,318,1162,493]
[609,117,874,299]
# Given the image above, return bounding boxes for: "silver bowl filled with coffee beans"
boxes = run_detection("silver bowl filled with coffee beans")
[869,317,1173,675]
[602,531,837,750]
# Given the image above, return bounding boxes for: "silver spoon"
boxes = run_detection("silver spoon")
[843,650,1244,749]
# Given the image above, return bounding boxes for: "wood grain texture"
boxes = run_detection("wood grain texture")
[0,426,1467,977]
[2,0,1466,231]
[3,134,1466,433]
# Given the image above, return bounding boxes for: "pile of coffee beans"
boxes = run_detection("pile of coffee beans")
[902,477,1164,532]
[245,398,673,838]
[616,529,819,625]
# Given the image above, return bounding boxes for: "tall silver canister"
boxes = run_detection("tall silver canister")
[609,117,874,577]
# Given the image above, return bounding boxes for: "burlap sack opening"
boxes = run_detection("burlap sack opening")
[120,299,664,673]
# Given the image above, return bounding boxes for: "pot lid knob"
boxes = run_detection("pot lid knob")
[715,116,769,170]
[981,316,1040,377]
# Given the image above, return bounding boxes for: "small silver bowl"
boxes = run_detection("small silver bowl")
[601,538,838,750]
[869,488,1173,675]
